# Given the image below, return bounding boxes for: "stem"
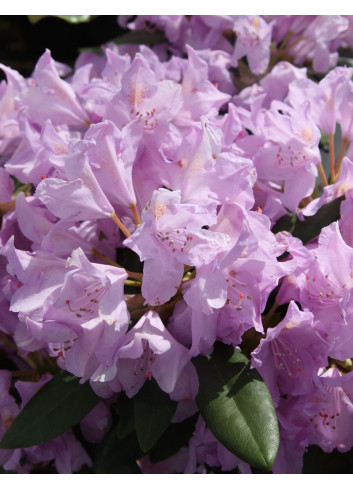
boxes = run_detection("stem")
[92,247,122,267]
[264,300,278,319]
[111,211,131,238]
[91,248,143,281]
[334,137,349,181]
[317,161,329,187]
[278,29,294,51]
[182,270,196,282]
[329,133,335,183]
[129,305,150,320]
[11,370,36,378]
[0,201,15,214]
[0,333,17,349]
[125,279,141,287]
[262,300,279,330]
[153,294,183,323]
[184,265,194,272]
[285,34,305,52]
[18,353,38,370]
[124,270,143,281]
[130,202,141,226]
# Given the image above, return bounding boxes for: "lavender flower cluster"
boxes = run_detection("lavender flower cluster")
[1,14,353,474]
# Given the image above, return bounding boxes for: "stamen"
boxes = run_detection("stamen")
[111,211,131,238]
[130,202,141,226]
[50,337,77,363]
[156,229,194,254]
[271,338,302,379]
[225,269,251,312]
[65,281,106,318]
[132,339,155,381]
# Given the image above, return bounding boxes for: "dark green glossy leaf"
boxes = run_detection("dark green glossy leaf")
[271,211,298,235]
[272,196,343,244]
[149,412,199,463]
[93,428,142,474]
[193,343,279,471]
[293,196,343,244]
[0,371,100,449]
[117,393,135,439]
[134,379,177,452]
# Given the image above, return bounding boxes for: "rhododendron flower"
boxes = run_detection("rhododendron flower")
[124,187,232,305]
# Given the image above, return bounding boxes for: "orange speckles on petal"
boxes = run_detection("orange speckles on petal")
[128,82,146,108]
[301,127,313,144]
[153,203,167,220]
[252,16,261,29]
[54,144,67,155]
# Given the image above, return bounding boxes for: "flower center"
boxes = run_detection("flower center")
[276,143,310,168]
[225,269,252,311]
[271,337,302,378]
[156,227,194,254]
[65,281,106,319]
[132,339,155,380]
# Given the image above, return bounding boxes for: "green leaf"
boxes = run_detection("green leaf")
[116,393,135,439]
[149,412,199,463]
[272,196,343,245]
[293,197,343,244]
[193,343,279,471]
[271,211,298,235]
[93,427,142,474]
[28,15,97,24]
[134,379,177,452]
[0,371,100,449]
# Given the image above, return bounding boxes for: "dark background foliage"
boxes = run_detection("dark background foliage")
[0,15,121,77]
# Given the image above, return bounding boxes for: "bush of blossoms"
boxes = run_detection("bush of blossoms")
[1,14,353,474]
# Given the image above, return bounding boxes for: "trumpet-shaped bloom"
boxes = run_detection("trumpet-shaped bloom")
[94,310,194,398]
[124,187,232,305]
